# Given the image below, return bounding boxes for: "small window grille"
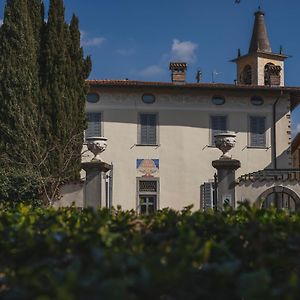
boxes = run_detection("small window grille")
[139,181,157,193]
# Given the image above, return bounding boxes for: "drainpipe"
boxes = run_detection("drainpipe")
[272,90,284,169]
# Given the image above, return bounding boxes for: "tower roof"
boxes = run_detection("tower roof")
[249,10,272,53]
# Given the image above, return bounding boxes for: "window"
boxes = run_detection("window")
[249,116,266,148]
[137,179,159,215]
[264,63,281,86]
[142,94,156,104]
[85,113,101,139]
[87,93,100,103]
[211,116,227,145]
[250,96,264,106]
[139,113,157,145]
[212,96,225,105]
[242,65,252,85]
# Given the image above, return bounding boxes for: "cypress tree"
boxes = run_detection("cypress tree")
[0,0,44,167]
[41,0,91,181]
[67,15,92,178]
[0,0,91,203]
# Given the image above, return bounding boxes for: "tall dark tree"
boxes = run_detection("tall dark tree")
[0,0,44,166]
[41,0,91,182]
[0,0,91,203]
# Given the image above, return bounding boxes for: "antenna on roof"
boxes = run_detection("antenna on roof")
[196,69,202,83]
[279,45,283,54]
[212,70,222,83]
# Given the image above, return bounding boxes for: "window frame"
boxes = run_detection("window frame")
[248,115,267,148]
[84,112,103,143]
[142,93,156,104]
[86,92,100,103]
[137,112,159,146]
[136,177,160,214]
[209,115,228,146]
[211,95,226,106]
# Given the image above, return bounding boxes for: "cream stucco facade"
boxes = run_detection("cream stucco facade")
[82,85,294,211]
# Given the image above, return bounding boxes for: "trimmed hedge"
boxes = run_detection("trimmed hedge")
[0,204,300,299]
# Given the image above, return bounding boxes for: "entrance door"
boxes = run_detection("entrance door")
[140,196,157,215]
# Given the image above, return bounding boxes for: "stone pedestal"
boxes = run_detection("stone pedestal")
[212,159,241,210]
[81,161,111,209]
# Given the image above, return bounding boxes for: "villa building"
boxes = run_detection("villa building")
[78,10,300,212]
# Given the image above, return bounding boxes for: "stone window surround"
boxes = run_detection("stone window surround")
[136,177,160,214]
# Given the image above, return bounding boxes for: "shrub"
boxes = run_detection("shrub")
[0,169,43,206]
[0,204,300,299]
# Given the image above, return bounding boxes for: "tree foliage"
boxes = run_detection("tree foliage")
[0,0,91,204]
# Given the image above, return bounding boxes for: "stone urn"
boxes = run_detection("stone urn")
[86,136,107,161]
[214,132,236,159]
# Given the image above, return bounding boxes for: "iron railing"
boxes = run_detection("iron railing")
[239,169,300,182]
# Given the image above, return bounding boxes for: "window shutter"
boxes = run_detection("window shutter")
[211,116,227,145]
[201,182,214,211]
[86,113,101,138]
[140,114,157,144]
[250,116,266,147]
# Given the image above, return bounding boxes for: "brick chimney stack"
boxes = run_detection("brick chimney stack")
[169,62,187,83]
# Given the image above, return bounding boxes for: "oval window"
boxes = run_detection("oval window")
[87,93,100,103]
[251,96,264,106]
[142,94,155,104]
[212,96,225,105]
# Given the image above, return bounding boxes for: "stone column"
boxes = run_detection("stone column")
[81,161,111,209]
[212,159,241,210]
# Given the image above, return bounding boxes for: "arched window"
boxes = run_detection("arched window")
[264,63,281,86]
[256,187,300,212]
[242,65,252,85]
[262,192,296,212]
[264,63,274,86]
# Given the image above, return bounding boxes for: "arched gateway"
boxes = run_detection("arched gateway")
[255,186,300,211]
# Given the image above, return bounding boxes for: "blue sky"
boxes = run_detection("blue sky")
[0,0,299,136]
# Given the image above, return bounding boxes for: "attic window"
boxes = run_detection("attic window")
[212,96,225,105]
[251,96,264,106]
[142,94,156,104]
[87,93,100,103]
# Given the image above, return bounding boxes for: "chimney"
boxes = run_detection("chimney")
[169,62,187,83]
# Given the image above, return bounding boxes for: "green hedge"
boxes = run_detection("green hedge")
[1,204,300,299]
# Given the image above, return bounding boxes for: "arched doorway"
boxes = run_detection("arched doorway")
[256,186,300,211]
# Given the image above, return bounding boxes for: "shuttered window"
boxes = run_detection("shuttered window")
[249,116,266,147]
[86,113,101,139]
[211,116,227,145]
[139,114,157,145]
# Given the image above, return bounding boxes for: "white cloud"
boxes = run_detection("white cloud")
[297,123,300,133]
[138,65,165,78]
[80,30,105,48]
[170,39,198,63]
[116,48,136,56]
[0,19,3,27]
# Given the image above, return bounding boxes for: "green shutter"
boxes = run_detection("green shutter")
[250,116,266,147]
[211,116,227,145]
[140,114,157,145]
[86,113,101,138]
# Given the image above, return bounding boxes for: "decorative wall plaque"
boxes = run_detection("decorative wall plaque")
[136,159,159,177]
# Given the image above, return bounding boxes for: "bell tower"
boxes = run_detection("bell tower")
[232,9,288,86]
